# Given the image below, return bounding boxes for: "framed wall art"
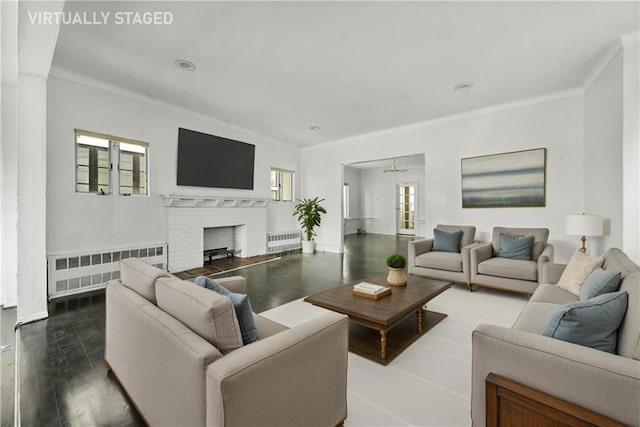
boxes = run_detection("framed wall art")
[461,148,546,208]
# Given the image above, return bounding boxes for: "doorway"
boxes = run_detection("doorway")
[397,182,418,235]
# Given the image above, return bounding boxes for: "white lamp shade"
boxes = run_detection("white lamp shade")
[565,214,604,236]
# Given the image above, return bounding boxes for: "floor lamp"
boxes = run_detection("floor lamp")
[566,214,604,253]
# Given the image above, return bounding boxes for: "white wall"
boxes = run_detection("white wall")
[301,95,586,262]
[47,75,299,257]
[343,166,361,235]
[583,49,623,256]
[357,167,426,237]
[621,35,640,263]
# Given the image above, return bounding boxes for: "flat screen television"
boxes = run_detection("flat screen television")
[176,128,255,190]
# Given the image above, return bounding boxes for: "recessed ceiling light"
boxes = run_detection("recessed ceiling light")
[174,59,196,71]
[454,82,474,92]
[310,126,320,131]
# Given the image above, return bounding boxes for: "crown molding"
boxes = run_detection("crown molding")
[303,88,583,151]
[48,66,298,150]
[620,30,640,47]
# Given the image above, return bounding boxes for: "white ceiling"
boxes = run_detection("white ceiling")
[51,1,639,148]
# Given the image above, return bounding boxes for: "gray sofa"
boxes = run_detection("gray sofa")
[106,258,349,426]
[408,224,479,289]
[471,248,640,426]
[469,226,553,294]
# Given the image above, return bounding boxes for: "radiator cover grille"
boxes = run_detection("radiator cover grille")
[47,244,167,299]
[266,231,301,254]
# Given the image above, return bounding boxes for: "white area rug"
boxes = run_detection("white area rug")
[259,285,529,427]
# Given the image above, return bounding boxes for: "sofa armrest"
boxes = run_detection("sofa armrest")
[462,242,487,282]
[469,242,493,280]
[106,281,223,426]
[409,239,433,271]
[471,324,640,426]
[206,312,349,427]
[541,262,566,285]
[536,244,554,283]
[215,276,247,294]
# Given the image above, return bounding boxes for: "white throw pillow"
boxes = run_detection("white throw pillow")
[556,249,604,296]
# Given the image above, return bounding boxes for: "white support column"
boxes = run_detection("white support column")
[1,82,19,308]
[16,73,49,322]
[14,0,64,322]
[1,0,19,308]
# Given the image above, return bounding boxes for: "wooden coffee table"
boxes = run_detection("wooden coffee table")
[304,273,451,365]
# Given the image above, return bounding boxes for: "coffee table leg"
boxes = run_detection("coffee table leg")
[416,309,423,333]
[380,330,387,361]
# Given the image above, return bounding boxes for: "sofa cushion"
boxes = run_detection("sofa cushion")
[556,249,604,296]
[155,277,243,353]
[254,314,289,340]
[477,257,537,281]
[415,251,463,272]
[120,258,170,304]
[436,224,476,248]
[579,269,622,301]
[542,291,629,354]
[432,228,463,253]
[529,283,577,305]
[512,301,564,334]
[194,276,258,345]
[491,227,549,261]
[497,233,534,261]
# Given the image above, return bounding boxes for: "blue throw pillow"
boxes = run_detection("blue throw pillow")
[542,291,628,353]
[432,228,463,253]
[194,276,258,345]
[579,269,622,301]
[497,233,534,260]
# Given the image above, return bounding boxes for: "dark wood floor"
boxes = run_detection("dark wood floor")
[17,233,414,426]
[1,306,16,426]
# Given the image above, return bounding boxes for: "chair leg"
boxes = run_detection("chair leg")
[467,282,473,292]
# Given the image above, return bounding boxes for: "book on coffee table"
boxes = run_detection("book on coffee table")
[353,282,391,300]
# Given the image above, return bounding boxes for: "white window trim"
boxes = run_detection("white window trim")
[343,183,350,219]
[270,167,294,202]
[75,129,149,196]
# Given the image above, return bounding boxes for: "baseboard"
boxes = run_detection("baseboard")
[17,310,49,325]
[315,244,342,253]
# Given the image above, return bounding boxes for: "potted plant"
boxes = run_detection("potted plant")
[386,253,407,286]
[293,197,327,253]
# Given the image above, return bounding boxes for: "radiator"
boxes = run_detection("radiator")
[266,231,301,254]
[47,243,168,299]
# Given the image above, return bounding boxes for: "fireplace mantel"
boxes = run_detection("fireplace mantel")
[162,194,270,208]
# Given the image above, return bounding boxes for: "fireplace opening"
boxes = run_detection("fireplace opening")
[203,226,245,263]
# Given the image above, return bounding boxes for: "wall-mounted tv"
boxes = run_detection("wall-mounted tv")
[177,128,255,190]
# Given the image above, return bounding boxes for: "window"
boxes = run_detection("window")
[119,142,147,195]
[75,130,148,195]
[270,168,294,201]
[343,183,350,219]
[76,135,110,193]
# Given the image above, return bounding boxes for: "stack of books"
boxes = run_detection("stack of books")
[353,282,391,300]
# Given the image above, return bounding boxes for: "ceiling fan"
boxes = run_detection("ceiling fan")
[382,158,409,173]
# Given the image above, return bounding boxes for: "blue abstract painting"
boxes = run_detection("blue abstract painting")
[461,148,546,208]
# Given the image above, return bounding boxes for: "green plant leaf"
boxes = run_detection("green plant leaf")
[293,197,327,241]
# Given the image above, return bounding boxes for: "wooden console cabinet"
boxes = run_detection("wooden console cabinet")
[485,373,626,426]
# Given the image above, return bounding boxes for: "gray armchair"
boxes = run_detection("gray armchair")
[469,226,553,294]
[408,224,480,290]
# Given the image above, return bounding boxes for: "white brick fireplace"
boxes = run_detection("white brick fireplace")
[164,195,269,272]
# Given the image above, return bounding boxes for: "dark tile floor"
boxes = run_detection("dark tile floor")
[1,306,16,426]
[18,233,414,426]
